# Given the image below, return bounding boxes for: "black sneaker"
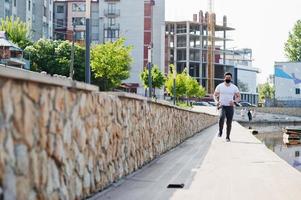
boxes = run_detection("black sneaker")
[217,132,222,137]
[226,138,231,142]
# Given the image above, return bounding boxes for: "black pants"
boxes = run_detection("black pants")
[219,106,234,139]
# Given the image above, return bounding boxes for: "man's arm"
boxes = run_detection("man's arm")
[234,91,241,103]
[213,90,219,103]
[213,90,221,108]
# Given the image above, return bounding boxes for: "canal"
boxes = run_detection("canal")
[240,122,301,172]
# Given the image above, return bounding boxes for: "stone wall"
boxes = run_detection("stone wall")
[0,67,217,200]
[254,107,301,117]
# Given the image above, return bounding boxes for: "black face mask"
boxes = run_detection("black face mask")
[225,79,231,83]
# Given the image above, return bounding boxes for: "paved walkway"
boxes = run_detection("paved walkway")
[90,121,301,200]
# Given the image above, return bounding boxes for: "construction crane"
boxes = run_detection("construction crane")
[207,0,215,94]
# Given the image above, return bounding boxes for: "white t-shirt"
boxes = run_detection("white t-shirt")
[215,83,239,106]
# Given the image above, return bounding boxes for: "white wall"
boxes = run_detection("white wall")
[118,0,144,88]
[236,65,258,94]
[152,0,165,97]
[275,62,301,100]
[97,0,165,96]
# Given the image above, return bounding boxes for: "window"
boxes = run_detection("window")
[14,0,16,6]
[57,5,64,13]
[44,6,47,17]
[72,3,85,12]
[109,18,116,25]
[92,19,99,26]
[56,19,64,28]
[55,32,65,40]
[295,151,300,157]
[28,0,31,11]
[177,50,186,60]
[43,22,48,37]
[108,3,116,12]
[73,17,85,26]
[296,88,300,95]
[32,3,35,13]
[92,33,99,41]
[75,32,85,40]
[105,29,119,39]
[4,9,10,18]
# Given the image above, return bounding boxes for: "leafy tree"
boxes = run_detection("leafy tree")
[55,41,85,81]
[91,38,133,91]
[140,65,165,95]
[258,82,275,101]
[165,65,186,98]
[0,16,32,49]
[165,65,205,100]
[284,20,301,61]
[186,76,206,98]
[24,39,85,81]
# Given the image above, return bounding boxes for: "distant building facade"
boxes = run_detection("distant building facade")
[274,62,301,107]
[226,48,260,105]
[0,0,53,41]
[53,0,165,95]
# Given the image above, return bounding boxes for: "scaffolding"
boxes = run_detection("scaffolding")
[207,0,215,94]
[165,11,235,94]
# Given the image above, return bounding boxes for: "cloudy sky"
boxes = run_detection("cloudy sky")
[165,0,301,83]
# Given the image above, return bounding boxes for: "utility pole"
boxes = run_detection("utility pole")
[148,45,152,98]
[207,0,215,94]
[173,67,176,105]
[69,22,75,79]
[85,0,91,84]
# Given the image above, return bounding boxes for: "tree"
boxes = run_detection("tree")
[91,38,133,91]
[24,39,85,81]
[284,20,301,61]
[165,65,205,100]
[140,65,165,95]
[258,82,275,101]
[0,16,32,49]
[186,76,206,98]
[165,66,186,98]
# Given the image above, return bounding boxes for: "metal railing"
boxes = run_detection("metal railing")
[104,9,120,17]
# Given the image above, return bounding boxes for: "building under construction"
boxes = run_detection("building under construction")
[165,10,235,94]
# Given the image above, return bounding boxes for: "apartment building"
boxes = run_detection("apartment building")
[274,62,301,107]
[0,0,53,41]
[226,48,259,105]
[54,0,165,95]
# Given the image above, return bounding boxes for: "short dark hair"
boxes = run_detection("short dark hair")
[224,72,232,77]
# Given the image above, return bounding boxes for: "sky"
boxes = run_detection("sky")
[165,0,301,84]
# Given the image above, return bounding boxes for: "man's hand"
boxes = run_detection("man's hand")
[217,101,222,110]
[229,100,234,106]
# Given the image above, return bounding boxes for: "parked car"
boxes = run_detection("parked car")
[208,101,218,106]
[193,101,213,106]
[238,101,256,107]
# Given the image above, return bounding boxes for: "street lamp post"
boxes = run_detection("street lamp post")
[173,68,176,105]
[69,22,75,79]
[147,45,152,98]
[85,0,91,84]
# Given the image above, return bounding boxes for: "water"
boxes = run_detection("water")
[255,130,301,172]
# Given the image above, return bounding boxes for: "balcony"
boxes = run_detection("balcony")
[104,23,120,30]
[104,9,120,17]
